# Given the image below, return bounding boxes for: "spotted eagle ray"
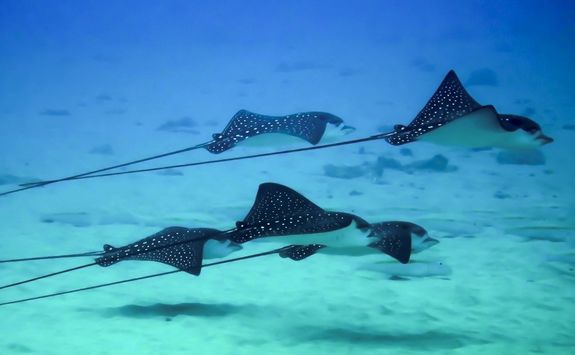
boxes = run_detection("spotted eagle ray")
[0,225,295,307]
[224,183,432,263]
[384,70,553,148]
[0,245,293,307]
[96,227,243,274]
[206,110,354,153]
[0,183,428,306]
[0,110,353,197]
[0,227,241,288]
[1,70,553,197]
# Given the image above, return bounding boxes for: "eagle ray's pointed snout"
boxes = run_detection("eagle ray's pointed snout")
[341,124,356,134]
[538,134,554,145]
[424,236,440,247]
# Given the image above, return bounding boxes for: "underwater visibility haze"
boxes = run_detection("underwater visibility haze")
[0,1,574,354]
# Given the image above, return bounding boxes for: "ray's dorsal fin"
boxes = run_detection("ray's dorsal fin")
[231,183,359,243]
[96,227,222,275]
[205,110,342,154]
[240,183,326,226]
[385,70,483,145]
[409,70,482,127]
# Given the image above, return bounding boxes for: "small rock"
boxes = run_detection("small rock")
[323,164,367,179]
[39,109,71,116]
[399,148,413,157]
[96,94,113,102]
[89,144,114,155]
[371,156,403,177]
[156,169,184,176]
[406,154,457,172]
[496,150,546,165]
[275,61,325,73]
[494,191,511,199]
[375,156,403,170]
[470,147,492,152]
[157,117,199,134]
[238,78,256,84]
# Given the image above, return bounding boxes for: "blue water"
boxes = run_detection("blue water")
[0,1,574,354]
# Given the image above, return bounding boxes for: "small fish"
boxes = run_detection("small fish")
[358,261,452,279]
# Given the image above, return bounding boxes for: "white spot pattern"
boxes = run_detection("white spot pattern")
[230,183,358,243]
[95,227,221,275]
[205,110,343,154]
[385,70,481,145]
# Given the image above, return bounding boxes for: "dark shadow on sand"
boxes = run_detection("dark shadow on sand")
[99,302,253,319]
[291,326,489,350]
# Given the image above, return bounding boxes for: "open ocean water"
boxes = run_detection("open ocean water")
[0,1,574,354]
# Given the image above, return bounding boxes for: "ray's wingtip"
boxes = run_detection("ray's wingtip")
[398,254,411,264]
